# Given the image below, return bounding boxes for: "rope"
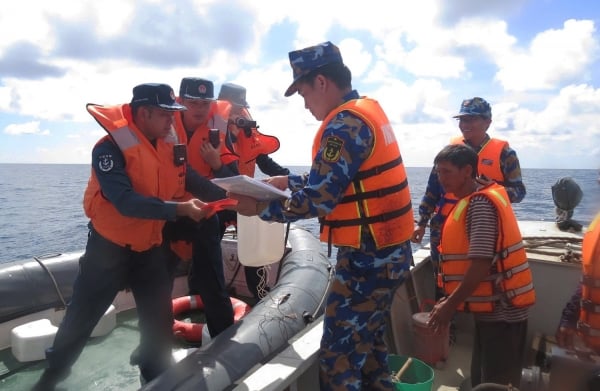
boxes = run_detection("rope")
[33,256,67,309]
[523,237,582,249]
[302,262,334,324]
[522,236,583,264]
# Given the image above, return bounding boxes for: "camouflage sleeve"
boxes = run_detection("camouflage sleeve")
[258,111,373,222]
[288,173,308,191]
[417,166,444,226]
[500,145,526,203]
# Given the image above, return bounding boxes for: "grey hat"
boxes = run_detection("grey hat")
[218,82,249,108]
[130,83,186,111]
[179,77,215,100]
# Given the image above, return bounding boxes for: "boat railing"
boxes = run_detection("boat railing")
[232,315,323,391]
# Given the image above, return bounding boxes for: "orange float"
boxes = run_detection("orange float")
[172,295,251,342]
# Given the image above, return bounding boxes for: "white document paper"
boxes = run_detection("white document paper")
[211,175,290,201]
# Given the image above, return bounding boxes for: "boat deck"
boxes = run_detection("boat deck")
[430,331,473,391]
[0,221,587,390]
[0,309,143,390]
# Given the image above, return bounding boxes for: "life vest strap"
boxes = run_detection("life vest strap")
[340,179,408,203]
[504,281,534,299]
[499,261,531,280]
[581,299,600,314]
[464,293,503,303]
[439,253,468,262]
[322,201,413,258]
[581,275,600,288]
[323,201,412,229]
[442,273,497,283]
[352,156,402,181]
[494,241,525,261]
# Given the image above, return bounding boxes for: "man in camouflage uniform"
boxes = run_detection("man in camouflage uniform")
[230,41,414,390]
[411,97,526,302]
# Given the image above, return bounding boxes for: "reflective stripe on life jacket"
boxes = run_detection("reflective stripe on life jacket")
[438,183,535,312]
[84,103,185,251]
[311,97,413,250]
[578,212,600,350]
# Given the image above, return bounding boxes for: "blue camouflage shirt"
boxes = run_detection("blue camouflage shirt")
[258,90,370,224]
[259,90,412,266]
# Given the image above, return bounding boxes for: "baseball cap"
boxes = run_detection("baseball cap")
[130,83,186,111]
[453,97,492,119]
[284,41,343,97]
[218,83,249,108]
[179,77,215,100]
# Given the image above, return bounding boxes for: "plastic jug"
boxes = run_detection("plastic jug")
[236,213,285,266]
[412,312,449,366]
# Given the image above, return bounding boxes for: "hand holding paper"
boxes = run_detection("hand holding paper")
[211,175,289,201]
[262,175,289,191]
[227,193,260,217]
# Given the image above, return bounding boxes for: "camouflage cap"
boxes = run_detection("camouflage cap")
[453,97,492,119]
[284,41,343,97]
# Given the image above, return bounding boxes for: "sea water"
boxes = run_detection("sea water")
[0,164,598,263]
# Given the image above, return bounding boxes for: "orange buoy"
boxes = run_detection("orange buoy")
[172,295,251,342]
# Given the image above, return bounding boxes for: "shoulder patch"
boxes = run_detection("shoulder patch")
[322,136,343,163]
[98,154,114,172]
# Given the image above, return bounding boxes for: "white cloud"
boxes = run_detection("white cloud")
[0,0,598,169]
[495,19,598,91]
[4,121,50,136]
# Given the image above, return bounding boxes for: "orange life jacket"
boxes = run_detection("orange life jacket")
[436,137,509,218]
[438,183,535,312]
[231,107,280,177]
[83,103,185,251]
[174,100,238,179]
[311,97,413,250]
[578,212,600,351]
[170,100,237,261]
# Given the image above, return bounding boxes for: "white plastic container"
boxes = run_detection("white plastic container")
[11,319,58,362]
[236,213,285,266]
[90,304,116,337]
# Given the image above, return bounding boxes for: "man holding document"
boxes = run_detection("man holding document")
[224,42,414,391]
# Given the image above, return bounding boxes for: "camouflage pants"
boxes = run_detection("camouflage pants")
[428,215,442,266]
[319,244,410,390]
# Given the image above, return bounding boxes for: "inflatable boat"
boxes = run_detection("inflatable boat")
[0,225,332,391]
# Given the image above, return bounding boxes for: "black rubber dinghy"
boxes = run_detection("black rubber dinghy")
[142,226,332,391]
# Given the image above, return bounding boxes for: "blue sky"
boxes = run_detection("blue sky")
[0,0,599,168]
